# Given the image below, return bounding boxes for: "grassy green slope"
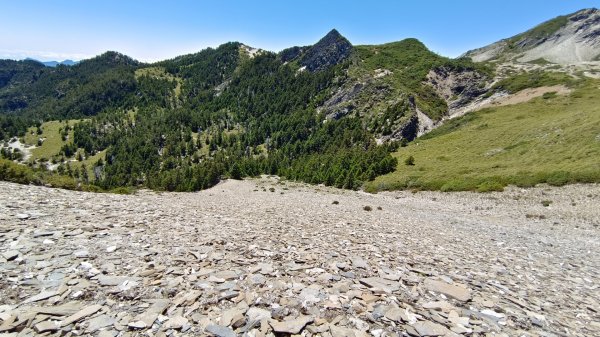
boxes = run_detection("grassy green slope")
[23,120,80,161]
[365,79,600,192]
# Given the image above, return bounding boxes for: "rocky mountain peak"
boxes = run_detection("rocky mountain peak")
[300,29,353,72]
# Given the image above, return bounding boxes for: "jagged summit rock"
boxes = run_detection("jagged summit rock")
[464,8,600,64]
[300,29,353,71]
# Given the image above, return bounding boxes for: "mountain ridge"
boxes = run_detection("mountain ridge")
[464,8,600,64]
[1,10,598,193]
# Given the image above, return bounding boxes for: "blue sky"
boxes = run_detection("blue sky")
[1,0,598,62]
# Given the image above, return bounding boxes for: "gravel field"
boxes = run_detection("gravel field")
[0,178,598,336]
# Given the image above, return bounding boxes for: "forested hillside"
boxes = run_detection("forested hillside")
[0,30,488,191]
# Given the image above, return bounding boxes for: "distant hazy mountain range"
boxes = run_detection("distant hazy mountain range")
[24,58,78,67]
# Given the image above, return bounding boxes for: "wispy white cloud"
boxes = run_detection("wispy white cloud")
[0,49,93,62]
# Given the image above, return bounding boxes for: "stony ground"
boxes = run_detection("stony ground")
[0,178,598,337]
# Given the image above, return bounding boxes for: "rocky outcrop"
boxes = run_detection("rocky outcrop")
[278,46,308,63]
[392,113,419,141]
[319,82,364,120]
[425,66,490,113]
[464,8,600,64]
[300,29,353,72]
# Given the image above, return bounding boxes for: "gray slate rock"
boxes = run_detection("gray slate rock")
[424,278,472,302]
[412,320,451,336]
[205,324,236,337]
[270,315,314,334]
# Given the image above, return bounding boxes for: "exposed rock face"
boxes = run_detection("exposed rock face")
[300,29,353,72]
[425,66,490,114]
[279,46,308,63]
[464,8,600,64]
[391,112,419,141]
[319,82,365,120]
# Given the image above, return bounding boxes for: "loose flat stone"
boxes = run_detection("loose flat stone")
[133,299,171,326]
[60,304,103,327]
[86,314,116,332]
[80,261,94,270]
[451,324,472,334]
[15,213,30,220]
[387,307,417,324]
[384,307,406,322]
[205,324,236,337]
[448,310,469,326]
[299,287,322,305]
[246,307,271,322]
[330,325,361,337]
[96,275,140,286]
[33,230,55,237]
[359,277,401,293]
[424,278,472,302]
[412,320,451,336]
[218,290,239,301]
[220,308,243,326]
[480,309,506,320]
[2,251,19,261]
[128,320,147,329]
[248,273,266,285]
[33,302,84,316]
[257,262,275,274]
[34,320,60,333]
[270,315,314,334]
[73,250,90,258]
[64,229,84,236]
[351,257,369,269]
[118,280,138,292]
[97,330,116,337]
[22,290,59,304]
[214,270,238,280]
[422,301,455,312]
[164,315,188,330]
[106,246,117,253]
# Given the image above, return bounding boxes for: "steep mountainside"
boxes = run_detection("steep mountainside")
[464,8,600,64]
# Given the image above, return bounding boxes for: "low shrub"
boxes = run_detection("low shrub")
[477,180,505,192]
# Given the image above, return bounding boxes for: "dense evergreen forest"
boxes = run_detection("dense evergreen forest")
[0,31,484,191]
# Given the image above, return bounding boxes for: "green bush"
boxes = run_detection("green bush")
[510,173,539,188]
[110,186,134,194]
[546,171,571,186]
[440,179,475,192]
[477,180,505,192]
[0,159,36,184]
[44,174,79,190]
